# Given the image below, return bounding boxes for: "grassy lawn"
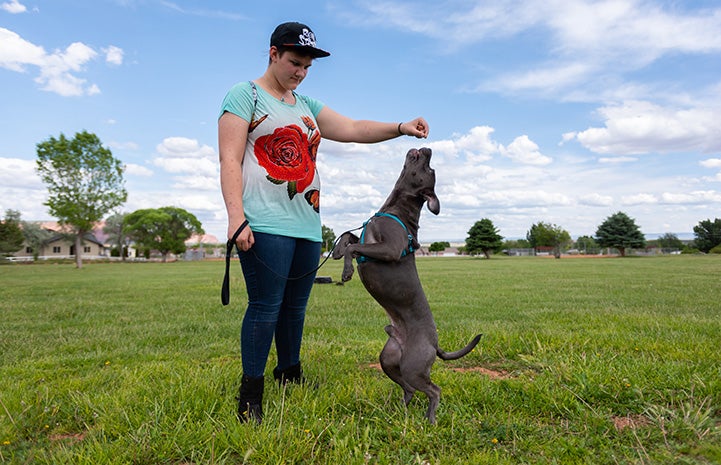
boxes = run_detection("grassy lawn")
[1,255,719,464]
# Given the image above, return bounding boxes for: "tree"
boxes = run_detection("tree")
[322,224,336,253]
[429,241,450,253]
[502,239,531,249]
[526,222,571,258]
[656,233,684,252]
[104,212,131,260]
[575,235,599,254]
[595,211,645,257]
[0,209,24,257]
[693,218,721,253]
[465,218,503,259]
[124,206,204,262]
[20,221,53,261]
[36,131,127,268]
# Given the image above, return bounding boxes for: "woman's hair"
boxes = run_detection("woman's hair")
[269,45,314,65]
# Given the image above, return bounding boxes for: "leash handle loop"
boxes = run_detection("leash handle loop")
[221,220,249,306]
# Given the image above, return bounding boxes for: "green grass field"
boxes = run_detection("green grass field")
[1,255,720,464]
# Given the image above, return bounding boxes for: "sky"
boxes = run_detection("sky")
[2,0,721,244]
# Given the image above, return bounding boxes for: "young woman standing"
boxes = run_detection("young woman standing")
[218,21,429,423]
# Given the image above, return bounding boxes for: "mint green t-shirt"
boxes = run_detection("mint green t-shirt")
[220,81,325,242]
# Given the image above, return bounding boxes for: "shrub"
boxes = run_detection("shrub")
[709,244,721,254]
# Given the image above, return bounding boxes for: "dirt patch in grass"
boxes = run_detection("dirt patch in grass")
[49,432,85,444]
[366,363,513,380]
[367,363,383,371]
[450,366,512,379]
[612,414,651,431]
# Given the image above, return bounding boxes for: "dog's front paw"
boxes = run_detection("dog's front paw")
[341,264,355,282]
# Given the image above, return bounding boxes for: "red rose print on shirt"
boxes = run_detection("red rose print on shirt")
[255,124,317,199]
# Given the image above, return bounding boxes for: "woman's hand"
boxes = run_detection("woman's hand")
[400,117,429,139]
[229,221,255,251]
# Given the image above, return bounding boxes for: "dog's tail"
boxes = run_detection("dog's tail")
[437,334,482,361]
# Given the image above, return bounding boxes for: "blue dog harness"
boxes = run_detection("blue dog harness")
[357,212,416,264]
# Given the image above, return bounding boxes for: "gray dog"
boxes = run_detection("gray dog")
[333,147,482,424]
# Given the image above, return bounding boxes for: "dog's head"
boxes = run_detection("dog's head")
[401,147,440,215]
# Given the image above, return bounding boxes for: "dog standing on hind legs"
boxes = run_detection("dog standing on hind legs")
[333,147,482,424]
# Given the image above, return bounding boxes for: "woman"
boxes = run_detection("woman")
[218,21,429,424]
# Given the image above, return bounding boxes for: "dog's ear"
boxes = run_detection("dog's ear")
[424,192,440,215]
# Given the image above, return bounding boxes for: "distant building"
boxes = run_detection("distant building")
[14,223,107,261]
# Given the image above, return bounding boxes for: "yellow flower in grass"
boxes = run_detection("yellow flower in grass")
[491,438,499,445]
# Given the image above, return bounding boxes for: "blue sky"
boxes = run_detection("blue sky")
[2,0,721,243]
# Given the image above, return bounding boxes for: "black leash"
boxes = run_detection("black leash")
[221,220,248,306]
[221,221,363,306]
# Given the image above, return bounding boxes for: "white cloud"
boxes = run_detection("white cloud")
[156,137,215,159]
[172,176,218,191]
[166,193,222,212]
[0,157,42,188]
[579,193,614,207]
[0,157,48,221]
[501,135,552,165]
[487,1,721,93]
[152,137,218,186]
[108,140,139,151]
[153,156,217,177]
[570,101,721,155]
[104,45,124,65]
[124,163,153,177]
[700,158,721,169]
[622,193,658,205]
[488,62,592,95]
[1,0,26,14]
[598,156,637,164]
[0,27,44,71]
[424,125,549,165]
[447,126,499,161]
[0,27,123,96]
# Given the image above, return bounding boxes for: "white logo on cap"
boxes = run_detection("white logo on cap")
[298,28,317,47]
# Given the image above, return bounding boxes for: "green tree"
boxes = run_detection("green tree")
[20,221,53,261]
[575,235,599,254]
[466,218,503,259]
[124,206,204,262]
[104,212,131,260]
[429,241,450,253]
[322,224,336,253]
[36,131,127,269]
[0,209,25,257]
[656,233,684,252]
[526,222,571,258]
[502,239,531,250]
[595,211,645,257]
[693,218,721,253]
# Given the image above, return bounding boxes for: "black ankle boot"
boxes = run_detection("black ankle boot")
[236,374,264,424]
[273,362,304,386]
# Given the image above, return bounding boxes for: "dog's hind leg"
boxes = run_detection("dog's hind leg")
[380,327,415,404]
[399,347,441,424]
[403,373,440,424]
[422,382,441,424]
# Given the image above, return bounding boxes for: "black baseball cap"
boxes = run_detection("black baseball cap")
[270,22,331,58]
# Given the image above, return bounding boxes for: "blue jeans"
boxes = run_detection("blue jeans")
[237,232,321,378]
